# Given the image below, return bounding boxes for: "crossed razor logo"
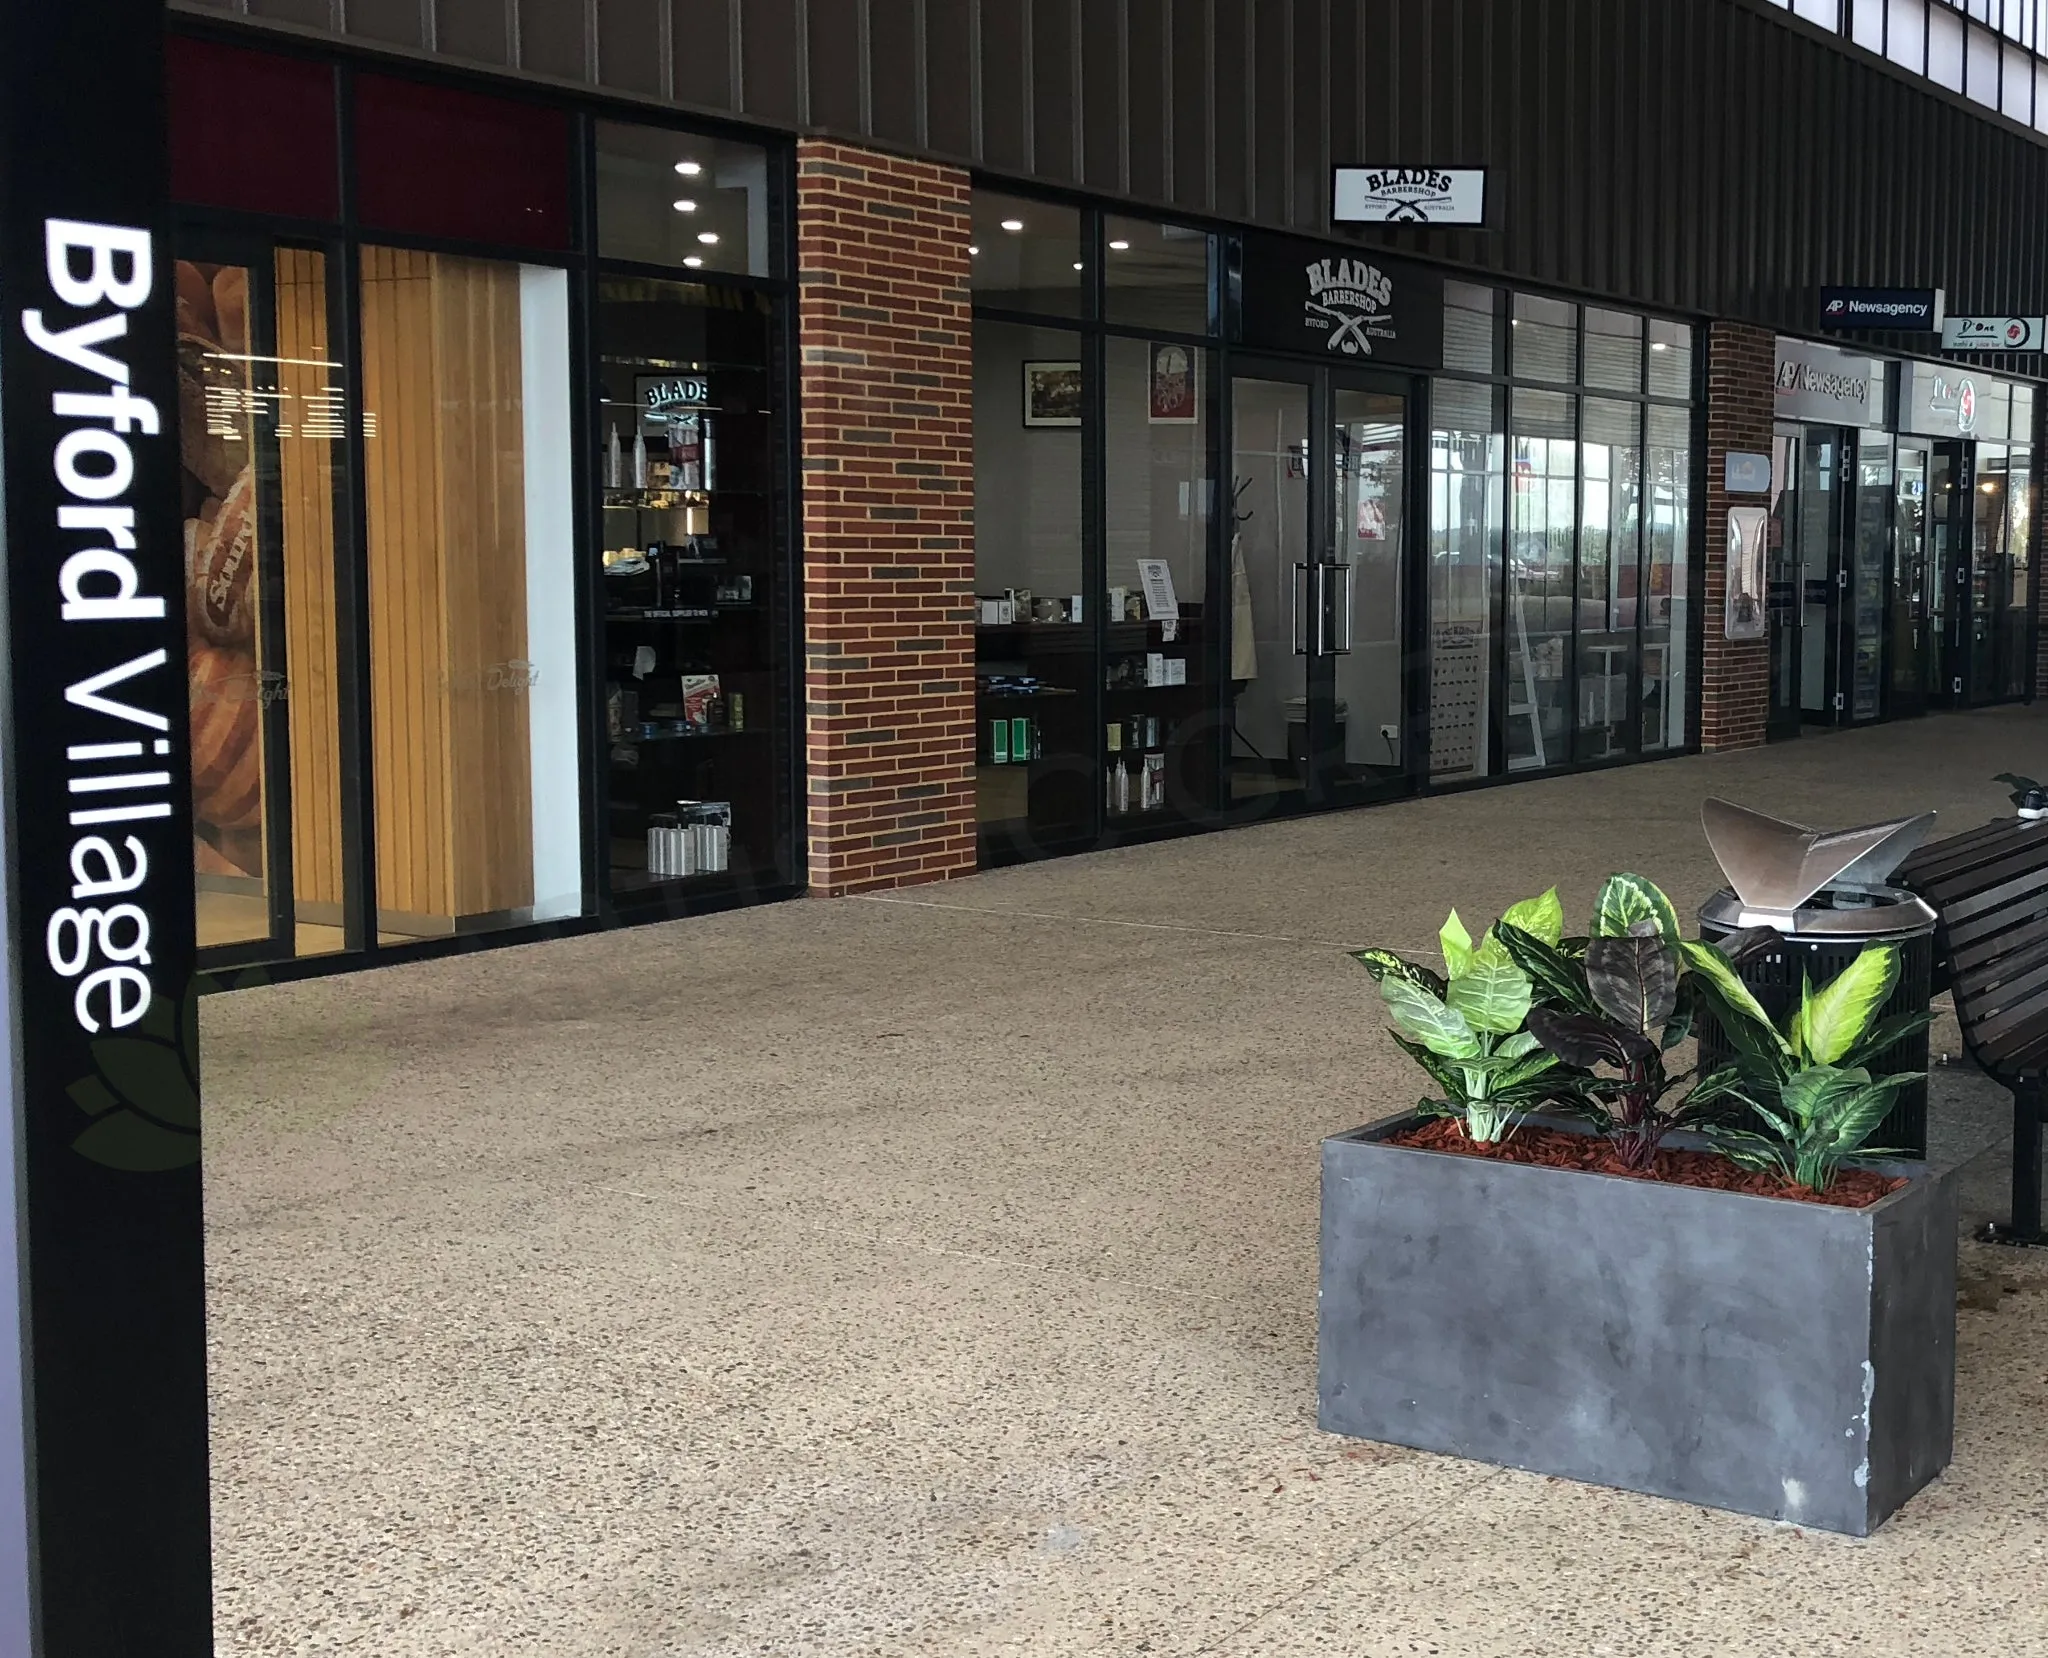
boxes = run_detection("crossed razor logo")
[1307,299,1379,354]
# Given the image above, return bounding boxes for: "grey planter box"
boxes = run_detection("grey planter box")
[1319,1114,1957,1536]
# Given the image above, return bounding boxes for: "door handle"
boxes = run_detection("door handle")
[1333,563,1355,655]
[1291,563,1309,656]
[1312,562,1330,656]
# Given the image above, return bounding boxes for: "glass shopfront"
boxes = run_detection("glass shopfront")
[1768,338,2038,736]
[167,33,798,973]
[968,184,1701,865]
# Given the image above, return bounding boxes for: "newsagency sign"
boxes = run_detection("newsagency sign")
[1332,166,1487,227]
[1819,286,1944,332]
[0,2,215,1654]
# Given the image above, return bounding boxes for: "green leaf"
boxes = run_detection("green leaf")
[1380,975,1483,1061]
[1439,910,1475,978]
[1497,1030,1543,1061]
[1791,945,1900,1067]
[1662,993,1698,1052]
[1499,888,1565,948]
[1351,948,1447,998]
[1681,940,1789,1055]
[1448,935,1533,1035]
[87,1037,201,1131]
[1494,922,1595,1013]
[1837,1010,1935,1073]
[1592,873,1682,945]
[1585,935,1679,1036]
[1687,1065,1751,1109]
[1387,1030,1467,1097]
[71,1111,200,1172]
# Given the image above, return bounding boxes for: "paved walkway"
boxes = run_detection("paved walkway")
[203,706,2048,1656]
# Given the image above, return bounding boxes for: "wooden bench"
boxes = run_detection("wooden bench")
[1896,815,2048,1246]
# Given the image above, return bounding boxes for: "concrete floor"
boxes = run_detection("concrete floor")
[202,706,2048,1657]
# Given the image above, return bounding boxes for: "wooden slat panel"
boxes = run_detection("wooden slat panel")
[273,246,344,913]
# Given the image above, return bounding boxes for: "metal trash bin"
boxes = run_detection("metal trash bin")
[1694,799,1938,1156]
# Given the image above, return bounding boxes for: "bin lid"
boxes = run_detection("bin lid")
[1700,798,1938,931]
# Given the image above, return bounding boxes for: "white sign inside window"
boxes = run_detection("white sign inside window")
[1333,167,1487,227]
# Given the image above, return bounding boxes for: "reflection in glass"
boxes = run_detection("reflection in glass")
[1852,434,1894,720]
[1430,380,1503,780]
[1511,293,1577,384]
[973,320,1091,844]
[1577,399,1641,760]
[1971,445,2008,701]
[971,191,1084,317]
[1330,389,1408,786]
[1584,309,1644,394]
[1104,337,1215,822]
[1443,281,1498,376]
[360,247,582,937]
[1892,442,1930,707]
[1228,377,1312,804]
[2003,434,2035,700]
[1647,319,1693,399]
[1506,390,1576,770]
[178,249,350,959]
[1642,405,1691,751]
[1103,216,1209,333]
[595,119,771,276]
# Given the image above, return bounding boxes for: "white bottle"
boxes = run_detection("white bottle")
[631,428,648,489]
[607,422,622,489]
[1115,761,1130,815]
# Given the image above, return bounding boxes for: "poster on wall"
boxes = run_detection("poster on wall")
[175,259,268,888]
[1021,360,1082,427]
[1147,342,1198,424]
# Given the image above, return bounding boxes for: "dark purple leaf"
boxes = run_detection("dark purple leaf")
[1527,1007,1655,1070]
[1585,935,1679,1036]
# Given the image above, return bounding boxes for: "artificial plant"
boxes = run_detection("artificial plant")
[1355,889,1568,1144]
[1495,873,1777,1170]
[1689,941,1930,1191]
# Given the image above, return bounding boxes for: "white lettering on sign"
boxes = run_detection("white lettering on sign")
[1303,257,1396,356]
[21,218,174,1034]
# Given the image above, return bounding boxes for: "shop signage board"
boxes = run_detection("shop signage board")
[1236,234,1444,369]
[1332,167,1487,227]
[1818,287,1944,332]
[1900,361,2015,441]
[0,2,215,1653]
[1940,315,2045,352]
[1774,339,1886,427]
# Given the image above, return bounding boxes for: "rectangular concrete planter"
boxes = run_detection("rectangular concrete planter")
[1318,1113,1957,1536]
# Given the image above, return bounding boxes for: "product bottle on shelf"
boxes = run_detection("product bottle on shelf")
[607,422,622,489]
[632,427,648,489]
[702,416,717,490]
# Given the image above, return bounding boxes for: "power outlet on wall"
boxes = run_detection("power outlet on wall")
[1379,724,1399,743]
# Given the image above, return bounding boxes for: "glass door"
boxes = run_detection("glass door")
[1227,367,1314,810]
[1845,432,1892,724]
[1320,381,1411,803]
[1766,429,1803,738]
[1928,443,1967,706]
[1890,441,1930,720]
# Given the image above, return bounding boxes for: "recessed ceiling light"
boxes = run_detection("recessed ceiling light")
[1108,240,1130,251]
[1072,261,1083,271]
[1650,341,1668,352]
[969,244,980,255]
[698,232,719,244]
[1000,219,1024,232]
[671,199,697,212]
[674,161,702,176]
[684,256,704,268]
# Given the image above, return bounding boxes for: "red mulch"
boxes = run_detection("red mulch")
[1387,1116,1906,1209]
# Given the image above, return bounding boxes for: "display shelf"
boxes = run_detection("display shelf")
[610,727,764,752]
[979,686,1081,702]
[605,602,759,621]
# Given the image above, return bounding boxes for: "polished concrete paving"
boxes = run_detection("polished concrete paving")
[203,706,2048,1656]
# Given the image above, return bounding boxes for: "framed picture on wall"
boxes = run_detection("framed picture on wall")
[1147,342,1199,424]
[1022,360,1083,427]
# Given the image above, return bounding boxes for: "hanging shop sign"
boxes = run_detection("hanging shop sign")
[1939,315,2045,353]
[1332,166,1487,227]
[0,2,215,1653]
[1773,339,1886,427]
[1898,361,2020,441]
[1818,287,1944,332]
[1235,233,1444,369]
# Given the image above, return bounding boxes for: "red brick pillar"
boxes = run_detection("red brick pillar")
[795,141,978,894]
[1698,321,1774,751]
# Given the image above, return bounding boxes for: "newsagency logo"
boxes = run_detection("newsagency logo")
[1304,257,1395,356]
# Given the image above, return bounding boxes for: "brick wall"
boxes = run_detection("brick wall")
[1698,321,1774,751]
[795,140,978,895]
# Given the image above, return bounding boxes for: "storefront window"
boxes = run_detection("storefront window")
[1584,309,1643,394]
[179,249,351,958]
[1103,216,1209,333]
[2003,389,2036,701]
[1507,390,1577,771]
[971,193,1085,317]
[595,120,771,276]
[974,319,1090,846]
[359,248,582,936]
[1512,294,1578,384]
[1444,282,1500,376]
[1104,336,1216,821]
[595,275,789,899]
[1429,379,1504,781]
[1648,320,1693,399]
[1577,399,1642,761]
[1643,405,1692,751]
